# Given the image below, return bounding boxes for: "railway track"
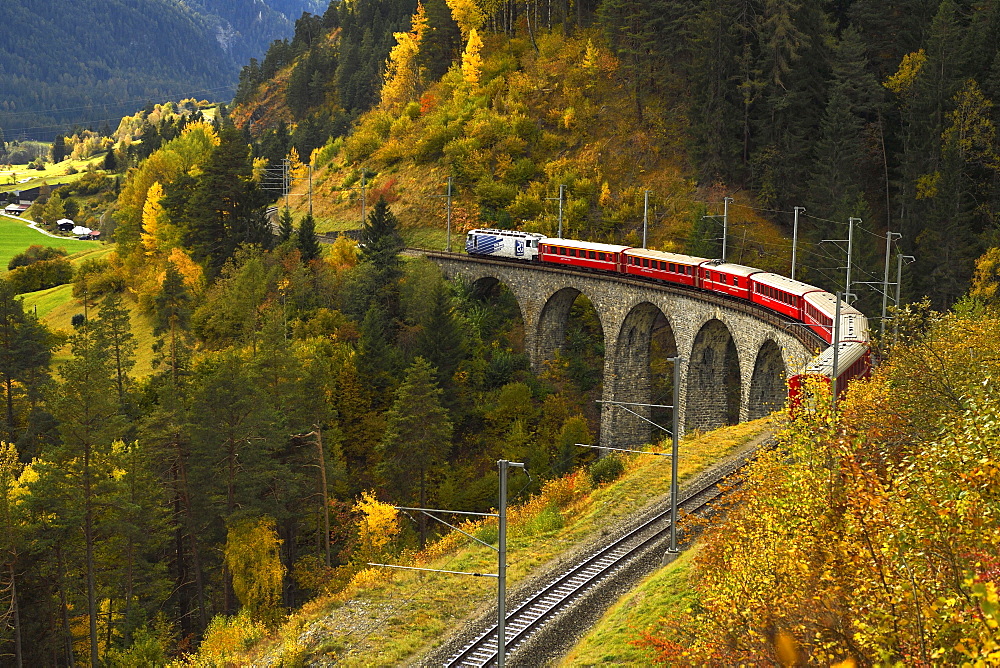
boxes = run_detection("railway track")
[442,444,755,667]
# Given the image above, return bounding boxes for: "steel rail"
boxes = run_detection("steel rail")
[443,454,746,667]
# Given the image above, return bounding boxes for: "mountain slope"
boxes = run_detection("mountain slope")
[0,0,323,140]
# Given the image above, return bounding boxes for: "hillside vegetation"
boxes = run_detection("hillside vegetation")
[2,0,1000,665]
[573,303,999,665]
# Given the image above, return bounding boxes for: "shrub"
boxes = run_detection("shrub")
[8,244,67,270]
[588,454,625,487]
[474,178,517,210]
[72,258,125,299]
[523,503,565,536]
[7,257,74,293]
[414,123,462,163]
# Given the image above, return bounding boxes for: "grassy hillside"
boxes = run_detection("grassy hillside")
[20,278,157,376]
[560,547,700,665]
[0,155,106,193]
[190,418,773,666]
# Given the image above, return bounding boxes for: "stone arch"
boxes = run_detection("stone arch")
[535,286,585,366]
[747,339,787,420]
[603,303,678,447]
[686,319,741,431]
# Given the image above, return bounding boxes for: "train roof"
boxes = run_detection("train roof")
[541,238,632,253]
[803,291,865,319]
[752,272,825,297]
[624,248,712,265]
[469,228,545,239]
[800,341,870,376]
[701,261,763,278]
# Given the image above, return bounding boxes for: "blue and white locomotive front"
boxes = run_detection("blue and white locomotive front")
[466,229,544,261]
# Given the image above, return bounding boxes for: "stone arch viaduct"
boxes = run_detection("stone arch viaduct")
[423,251,826,449]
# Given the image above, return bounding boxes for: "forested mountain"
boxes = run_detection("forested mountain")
[232,0,1000,314]
[5,0,1000,665]
[0,0,324,140]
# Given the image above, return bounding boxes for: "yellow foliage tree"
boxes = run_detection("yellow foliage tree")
[461,28,484,87]
[884,49,926,97]
[223,516,285,620]
[970,247,1000,305]
[166,247,205,295]
[381,4,428,111]
[640,309,1000,665]
[287,147,308,180]
[139,182,181,257]
[354,490,400,563]
[327,235,360,272]
[445,0,484,39]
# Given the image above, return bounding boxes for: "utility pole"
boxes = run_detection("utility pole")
[791,206,804,280]
[308,164,313,217]
[893,254,915,344]
[497,459,524,667]
[846,218,857,303]
[822,217,859,303]
[881,231,902,335]
[446,177,453,252]
[587,356,683,552]
[642,190,650,248]
[832,293,842,410]
[546,184,565,238]
[432,177,454,252]
[722,196,732,261]
[360,169,368,227]
[701,196,732,261]
[368,460,525,667]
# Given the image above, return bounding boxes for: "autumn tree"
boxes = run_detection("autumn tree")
[223,516,286,621]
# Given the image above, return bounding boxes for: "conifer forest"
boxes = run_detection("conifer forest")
[1,0,1000,665]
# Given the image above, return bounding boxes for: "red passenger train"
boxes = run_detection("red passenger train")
[466,229,872,406]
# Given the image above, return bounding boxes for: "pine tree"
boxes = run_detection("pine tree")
[297,212,322,263]
[46,317,125,667]
[414,279,467,391]
[378,357,452,546]
[277,207,295,244]
[0,278,52,446]
[94,292,137,411]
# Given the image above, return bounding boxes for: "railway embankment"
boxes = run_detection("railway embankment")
[246,418,775,666]
[419,426,772,667]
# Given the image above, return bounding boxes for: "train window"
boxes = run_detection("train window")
[642,258,649,267]
[733,278,739,287]
[589,251,596,259]
[668,263,675,272]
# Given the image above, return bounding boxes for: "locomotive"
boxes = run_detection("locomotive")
[465,228,871,405]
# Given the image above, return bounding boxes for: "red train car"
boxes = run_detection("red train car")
[788,341,872,408]
[697,261,760,300]
[802,291,869,344]
[622,248,709,287]
[750,273,824,321]
[538,239,631,272]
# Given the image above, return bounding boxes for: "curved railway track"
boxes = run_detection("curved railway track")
[417,249,826,353]
[443,444,755,667]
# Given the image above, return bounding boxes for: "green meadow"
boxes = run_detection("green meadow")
[0,214,100,271]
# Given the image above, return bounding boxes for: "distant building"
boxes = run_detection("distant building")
[4,203,29,216]
[57,218,75,231]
